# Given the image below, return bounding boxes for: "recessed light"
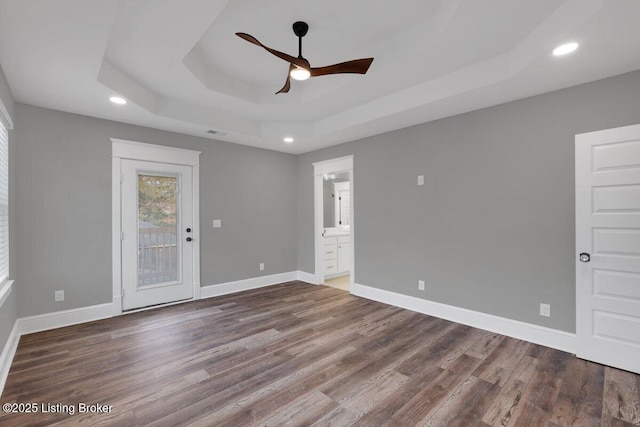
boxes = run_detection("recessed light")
[110,96,127,105]
[553,42,579,56]
[283,137,294,143]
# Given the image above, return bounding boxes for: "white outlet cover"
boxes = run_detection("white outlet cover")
[259,263,265,271]
[54,290,64,302]
[418,280,425,290]
[213,219,222,228]
[540,303,551,317]
[417,175,424,186]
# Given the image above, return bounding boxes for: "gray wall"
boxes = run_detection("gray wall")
[14,104,297,317]
[0,64,15,353]
[297,69,640,333]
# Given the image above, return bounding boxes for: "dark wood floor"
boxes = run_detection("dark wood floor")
[1,282,639,427]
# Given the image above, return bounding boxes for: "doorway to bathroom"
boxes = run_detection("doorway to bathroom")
[313,156,354,292]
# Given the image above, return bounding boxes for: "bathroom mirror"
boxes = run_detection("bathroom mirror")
[323,172,350,229]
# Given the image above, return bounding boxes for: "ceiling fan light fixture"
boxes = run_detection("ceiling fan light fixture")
[290,66,310,81]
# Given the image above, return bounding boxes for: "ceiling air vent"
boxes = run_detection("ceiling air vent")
[206,129,227,137]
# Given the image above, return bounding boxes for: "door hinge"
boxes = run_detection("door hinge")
[121,231,125,240]
[121,288,125,298]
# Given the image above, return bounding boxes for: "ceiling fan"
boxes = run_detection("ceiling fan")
[236,21,374,94]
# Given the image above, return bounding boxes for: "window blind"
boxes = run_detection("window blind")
[0,122,8,283]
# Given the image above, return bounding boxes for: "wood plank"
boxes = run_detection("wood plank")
[258,390,337,427]
[550,358,605,426]
[1,281,639,427]
[481,355,538,426]
[508,347,571,427]
[419,375,499,427]
[473,336,530,386]
[602,366,640,425]
[384,354,484,426]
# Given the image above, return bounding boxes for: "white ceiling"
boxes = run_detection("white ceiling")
[1,0,639,154]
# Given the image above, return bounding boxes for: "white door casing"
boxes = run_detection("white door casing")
[313,156,354,286]
[112,139,200,315]
[576,123,640,374]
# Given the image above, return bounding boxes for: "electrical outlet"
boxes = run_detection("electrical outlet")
[540,303,551,317]
[417,175,424,186]
[213,219,222,228]
[259,263,265,271]
[54,290,64,302]
[418,280,425,291]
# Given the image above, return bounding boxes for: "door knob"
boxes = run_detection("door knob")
[579,253,590,262]
[186,228,192,233]
[186,237,193,242]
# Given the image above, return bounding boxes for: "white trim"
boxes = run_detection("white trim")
[201,272,298,299]
[0,320,19,396]
[312,156,353,176]
[313,156,355,288]
[352,283,577,354]
[296,270,320,285]
[111,138,201,166]
[112,156,122,315]
[313,174,324,285]
[17,303,114,336]
[112,139,201,315]
[1,303,113,397]
[0,280,13,308]
[192,165,201,300]
[575,122,640,143]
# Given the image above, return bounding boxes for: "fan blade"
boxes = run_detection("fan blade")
[236,33,310,69]
[276,64,294,94]
[310,58,374,77]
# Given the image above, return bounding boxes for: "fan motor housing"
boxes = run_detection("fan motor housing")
[292,21,309,37]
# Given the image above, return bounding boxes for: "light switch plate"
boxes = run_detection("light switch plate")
[213,219,222,228]
[55,290,64,302]
[418,280,425,291]
[418,175,424,186]
[259,263,265,271]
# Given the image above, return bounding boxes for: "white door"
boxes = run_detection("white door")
[121,160,194,310]
[576,123,640,374]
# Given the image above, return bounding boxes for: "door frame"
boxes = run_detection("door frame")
[112,138,201,316]
[313,155,354,287]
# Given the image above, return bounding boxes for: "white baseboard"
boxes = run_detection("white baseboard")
[296,270,321,285]
[0,272,317,396]
[0,320,19,397]
[201,271,299,299]
[351,283,576,354]
[17,303,114,336]
[2,303,114,395]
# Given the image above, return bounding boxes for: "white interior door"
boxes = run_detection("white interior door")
[121,160,194,310]
[576,123,640,374]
